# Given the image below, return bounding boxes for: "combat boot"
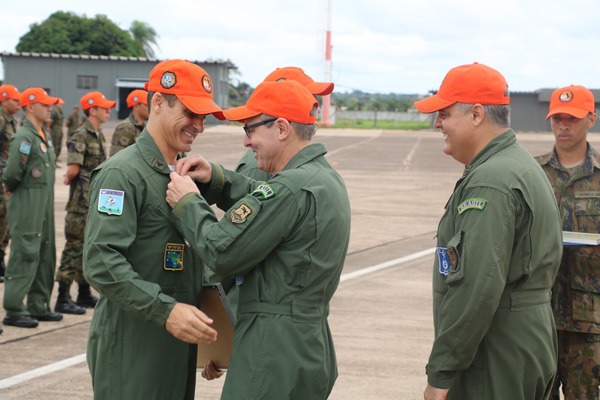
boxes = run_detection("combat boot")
[76,282,98,308]
[55,282,86,314]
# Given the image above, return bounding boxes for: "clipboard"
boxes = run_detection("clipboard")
[563,231,600,246]
[197,283,237,370]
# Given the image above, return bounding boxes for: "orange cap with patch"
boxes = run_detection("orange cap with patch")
[81,91,116,110]
[546,85,595,120]
[263,67,334,96]
[126,89,148,107]
[223,80,318,124]
[414,62,510,113]
[144,59,224,120]
[20,88,60,107]
[0,84,21,101]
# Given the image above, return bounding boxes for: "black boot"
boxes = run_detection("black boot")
[55,282,86,314]
[77,283,98,308]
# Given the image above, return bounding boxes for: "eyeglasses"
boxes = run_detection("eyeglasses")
[243,118,277,138]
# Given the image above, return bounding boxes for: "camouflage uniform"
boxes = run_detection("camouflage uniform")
[0,107,18,263]
[109,113,145,156]
[56,119,107,285]
[65,112,82,139]
[50,106,64,159]
[536,143,600,400]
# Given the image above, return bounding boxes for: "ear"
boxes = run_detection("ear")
[588,113,597,129]
[276,118,292,141]
[151,92,163,113]
[471,104,485,127]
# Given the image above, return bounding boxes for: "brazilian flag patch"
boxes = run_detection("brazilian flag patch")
[457,198,487,214]
[252,184,275,200]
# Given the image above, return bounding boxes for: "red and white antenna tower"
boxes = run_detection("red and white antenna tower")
[321,0,333,126]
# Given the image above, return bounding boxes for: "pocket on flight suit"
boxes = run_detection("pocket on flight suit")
[19,232,43,263]
[444,231,464,285]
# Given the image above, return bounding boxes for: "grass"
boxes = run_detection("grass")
[323,118,431,130]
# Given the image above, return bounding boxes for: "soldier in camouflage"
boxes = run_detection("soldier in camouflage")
[54,91,115,315]
[109,89,148,156]
[536,84,600,400]
[65,105,82,139]
[50,99,65,161]
[0,85,21,286]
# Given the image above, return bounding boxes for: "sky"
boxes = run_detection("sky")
[1,0,599,95]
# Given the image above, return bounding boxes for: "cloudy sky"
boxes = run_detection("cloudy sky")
[0,0,599,94]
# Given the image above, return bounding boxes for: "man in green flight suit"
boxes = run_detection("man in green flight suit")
[55,91,115,315]
[0,84,21,285]
[166,79,351,400]
[109,89,148,156]
[414,63,562,400]
[536,84,600,400]
[83,59,223,400]
[2,87,62,328]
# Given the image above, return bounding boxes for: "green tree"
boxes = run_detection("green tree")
[129,20,159,58]
[16,11,144,57]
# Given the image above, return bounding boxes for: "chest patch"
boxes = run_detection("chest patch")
[457,198,487,214]
[97,189,125,216]
[437,247,450,276]
[164,243,184,271]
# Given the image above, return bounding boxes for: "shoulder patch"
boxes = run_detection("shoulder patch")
[229,202,253,224]
[98,189,125,216]
[457,198,487,214]
[252,184,275,200]
[19,141,31,155]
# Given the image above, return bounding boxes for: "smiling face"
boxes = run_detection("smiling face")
[433,103,480,165]
[242,115,282,173]
[162,96,205,154]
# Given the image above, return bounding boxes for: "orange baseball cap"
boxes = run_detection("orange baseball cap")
[144,59,225,120]
[80,91,116,110]
[414,62,510,113]
[223,80,318,124]
[0,84,21,101]
[263,67,334,96]
[546,85,595,120]
[57,98,65,105]
[126,89,148,107]
[20,88,60,107]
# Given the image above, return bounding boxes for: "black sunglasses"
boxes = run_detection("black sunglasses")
[243,118,277,137]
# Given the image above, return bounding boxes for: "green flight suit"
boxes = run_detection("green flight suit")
[428,130,562,399]
[2,118,56,317]
[56,120,107,285]
[536,144,600,399]
[0,107,18,253]
[83,130,203,400]
[172,143,351,400]
[235,148,272,181]
[109,113,145,156]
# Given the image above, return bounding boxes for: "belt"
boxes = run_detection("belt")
[498,288,551,311]
[239,301,329,320]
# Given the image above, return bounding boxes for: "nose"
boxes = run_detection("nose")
[434,114,443,129]
[243,134,252,148]
[192,117,204,133]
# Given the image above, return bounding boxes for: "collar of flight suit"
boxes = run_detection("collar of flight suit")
[135,128,171,174]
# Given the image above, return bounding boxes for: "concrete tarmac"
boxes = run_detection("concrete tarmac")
[0,123,580,399]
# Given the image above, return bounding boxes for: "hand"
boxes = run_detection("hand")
[165,302,218,344]
[201,360,225,381]
[424,384,449,400]
[166,172,200,208]
[175,154,212,183]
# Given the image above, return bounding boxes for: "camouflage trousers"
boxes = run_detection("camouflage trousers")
[550,330,600,400]
[55,212,86,285]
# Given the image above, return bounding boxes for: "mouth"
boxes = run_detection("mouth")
[182,130,198,140]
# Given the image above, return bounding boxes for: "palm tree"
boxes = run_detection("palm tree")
[129,20,159,58]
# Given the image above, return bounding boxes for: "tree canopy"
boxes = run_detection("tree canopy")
[16,11,152,57]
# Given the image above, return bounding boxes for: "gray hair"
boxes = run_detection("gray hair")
[262,114,316,141]
[456,102,511,128]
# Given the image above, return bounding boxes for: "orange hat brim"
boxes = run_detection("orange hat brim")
[305,81,334,96]
[546,106,590,121]
[178,95,225,120]
[414,94,456,114]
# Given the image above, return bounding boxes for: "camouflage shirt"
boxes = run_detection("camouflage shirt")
[66,119,107,213]
[536,143,600,333]
[0,107,17,166]
[109,113,145,156]
[50,106,64,135]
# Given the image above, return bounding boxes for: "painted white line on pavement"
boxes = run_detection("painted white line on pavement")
[0,353,87,389]
[340,247,435,282]
[0,248,435,389]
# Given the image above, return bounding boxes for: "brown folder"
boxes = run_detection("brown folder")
[197,283,236,370]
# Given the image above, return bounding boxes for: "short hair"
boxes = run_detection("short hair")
[262,114,316,141]
[456,102,511,128]
[147,91,177,109]
[83,108,91,117]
